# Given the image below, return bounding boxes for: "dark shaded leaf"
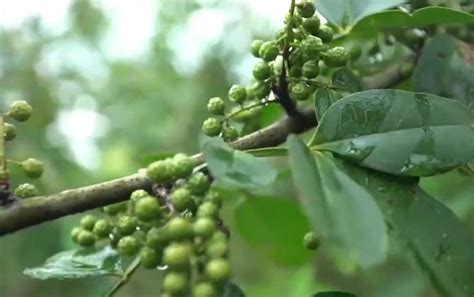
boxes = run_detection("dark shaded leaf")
[331,68,364,93]
[311,89,474,176]
[223,282,246,297]
[313,88,336,121]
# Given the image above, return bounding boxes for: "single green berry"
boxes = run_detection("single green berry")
[206,240,228,259]
[172,154,195,179]
[77,230,96,247]
[3,123,16,141]
[193,282,217,297]
[302,60,319,78]
[349,46,362,61]
[118,236,141,256]
[205,259,231,283]
[166,217,193,241]
[187,172,210,195]
[253,61,272,81]
[204,191,223,208]
[193,217,216,239]
[258,41,279,62]
[289,50,304,67]
[140,246,161,269]
[197,202,219,218]
[162,272,188,294]
[284,14,302,28]
[146,227,168,250]
[170,187,192,212]
[130,189,149,202]
[290,83,311,101]
[71,227,82,243]
[202,118,222,137]
[228,85,247,103]
[147,159,173,184]
[323,46,349,67]
[289,65,302,77]
[93,219,112,238]
[163,243,191,268]
[207,97,225,115]
[80,214,97,231]
[303,232,320,250]
[116,215,137,235]
[14,183,39,198]
[302,16,320,35]
[210,231,228,242]
[7,100,32,122]
[135,196,161,221]
[302,36,323,59]
[316,25,333,43]
[221,126,239,142]
[250,39,264,58]
[296,0,316,18]
[249,81,271,99]
[21,158,44,179]
[103,202,127,216]
[272,56,283,75]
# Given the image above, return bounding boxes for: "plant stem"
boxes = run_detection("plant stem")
[106,256,141,297]
[224,99,277,122]
[0,116,7,190]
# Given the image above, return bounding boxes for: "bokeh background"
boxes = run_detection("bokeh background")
[0,1,473,296]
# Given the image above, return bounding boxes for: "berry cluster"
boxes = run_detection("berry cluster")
[1,100,44,203]
[201,0,352,141]
[71,153,231,296]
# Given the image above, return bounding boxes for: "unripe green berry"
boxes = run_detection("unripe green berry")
[211,231,228,242]
[14,183,38,198]
[316,25,333,43]
[71,227,82,243]
[135,196,161,221]
[207,97,225,115]
[140,246,161,269]
[290,83,312,101]
[147,159,173,184]
[193,282,217,297]
[302,60,319,78]
[193,217,216,239]
[206,240,228,258]
[162,272,188,294]
[202,118,222,137]
[249,81,271,99]
[163,243,191,268]
[8,100,32,122]
[130,189,149,202]
[303,232,320,250]
[21,158,44,179]
[170,187,192,212]
[116,215,137,235]
[302,36,323,59]
[228,85,247,103]
[204,191,223,208]
[205,259,231,283]
[173,154,195,179]
[187,172,210,195]
[302,16,320,35]
[3,123,16,141]
[289,65,302,77]
[103,202,127,216]
[80,214,97,231]
[253,61,272,81]
[296,0,316,18]
[258,41,279,62]
[118,236,140,256]
[166,217,193,241]
[197,202,219,218]
[284,14,302,28]
[349,46,362,61]
[323,46,349,67]
[77,230,96,247]
[250,39,264,58]
[146,227,168,250]
[93,219,112,238]
[221,126,239,142]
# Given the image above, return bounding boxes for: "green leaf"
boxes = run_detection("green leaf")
[311,89,474,176]
[316,0,405,28]
[223,282,246,297]
[313,88,336,121]
[313,292,357,297]
[331,68,364,93]
[352,7,474,32]
[203,138,278,190]
[24,246,122,280]
[235,196,311,266]
[414,34,474,112]
[338,161,474,297]
[287,136,387,268]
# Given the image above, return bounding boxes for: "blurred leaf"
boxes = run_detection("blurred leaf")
[313,88,336,121]
[316,0,405,28]
[352,7,474,32]
[235,196,310,266]
[313,292,357,297]
[413,34,474,112]
[203,138,278,190]
[331,68,364,93]
[223,282,246,297]
[311,89,474,176]
[24,246,122,280]
[287,136,387,268]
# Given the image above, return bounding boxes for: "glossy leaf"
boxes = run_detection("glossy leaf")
[313,88,336,121]
[287,136,387,268]
[24,246,122,280]
[223,282,246,297]
[352,7,474,32]
[235,196,310,266]
[311,89,474,176]
[331,68,363,93]
[316,0,405,28]
[414,34,474,112]
[338,161,474,297]
[313,292,357,297]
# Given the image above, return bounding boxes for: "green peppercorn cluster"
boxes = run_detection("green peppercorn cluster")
[201,0,353,141]
[71,153,231,296]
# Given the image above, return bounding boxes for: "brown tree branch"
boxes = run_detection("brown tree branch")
[0,56,415,236]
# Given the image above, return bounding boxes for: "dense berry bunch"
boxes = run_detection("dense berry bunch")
[71,153,231,296]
